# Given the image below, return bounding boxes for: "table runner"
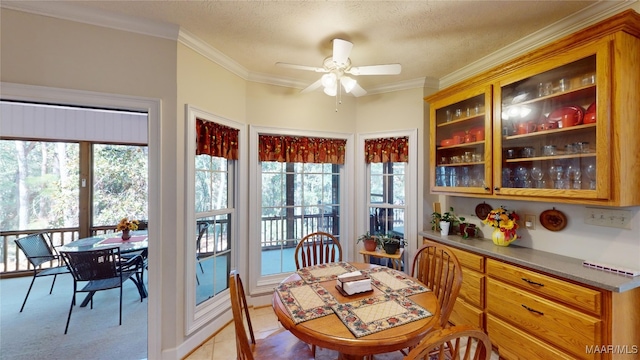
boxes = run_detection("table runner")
[331,293,432,338]
[278,264,433,337]
[297,262,358,283]
[100,235,147,245]
[364,267,430,297]
[275,280,337,324]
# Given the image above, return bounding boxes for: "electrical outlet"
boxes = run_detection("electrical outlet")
[524,214,536,230]
[584,207,632,229]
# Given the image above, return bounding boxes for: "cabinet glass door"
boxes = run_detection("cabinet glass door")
[431,87,491,194]
[495,47,608,199]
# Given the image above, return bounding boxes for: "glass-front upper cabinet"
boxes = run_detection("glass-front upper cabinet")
[430,86,492,195]
[494,42,610,200]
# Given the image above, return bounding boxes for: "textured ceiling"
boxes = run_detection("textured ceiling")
[3,1,621,93]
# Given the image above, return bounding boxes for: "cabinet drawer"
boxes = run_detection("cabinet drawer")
[487,315,582,360]
[487,279,601,359]
[449,247,484,272]
[450,298,484,329]
[458,267,484,308]
[487,259,602,315]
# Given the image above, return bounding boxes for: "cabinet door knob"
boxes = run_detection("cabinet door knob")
[494,187,500,191]
[521,304,544,315]
[521,277,545,286]
[484,187,490,191]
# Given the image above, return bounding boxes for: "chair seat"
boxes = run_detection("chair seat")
[36,265,70,277]
[253,329,314,360]
[79,274,133,292]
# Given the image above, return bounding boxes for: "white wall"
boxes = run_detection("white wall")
[1,8,177,358]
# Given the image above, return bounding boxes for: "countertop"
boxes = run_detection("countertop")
[419,230,640,293]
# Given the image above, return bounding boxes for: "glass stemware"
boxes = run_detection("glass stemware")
[586,164,596,190]
[516,166,531,188]
[531,166,544,188]
[567,164,582,189]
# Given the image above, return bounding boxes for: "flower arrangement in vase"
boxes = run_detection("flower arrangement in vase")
[482,206,519,246]
[116,217,139,240]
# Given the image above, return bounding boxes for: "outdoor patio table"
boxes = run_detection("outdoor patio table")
[58,231,148,306]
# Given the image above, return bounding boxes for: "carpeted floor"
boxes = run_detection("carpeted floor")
[0,275,147,360]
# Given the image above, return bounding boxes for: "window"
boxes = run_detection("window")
[260,162,340,275]
[0,140,79,231]
[185,106,242,334]
[369,162,406,238]
[195,154,233,304]
[93,144,148,227]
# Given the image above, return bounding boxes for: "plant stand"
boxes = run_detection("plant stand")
[359,248,404,271]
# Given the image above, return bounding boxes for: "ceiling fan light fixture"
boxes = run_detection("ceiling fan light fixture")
[341,76,357,93]
[323,82,337,96]
[321,73,337,88]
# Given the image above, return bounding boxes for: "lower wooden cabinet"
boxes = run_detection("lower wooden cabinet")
[424,236,640,360]
[487,277,602,359]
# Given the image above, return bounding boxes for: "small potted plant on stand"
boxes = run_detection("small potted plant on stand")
[357,232,381,252]
[381,234,406,255]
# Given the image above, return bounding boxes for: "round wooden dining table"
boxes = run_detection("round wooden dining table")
[272,262,440,360]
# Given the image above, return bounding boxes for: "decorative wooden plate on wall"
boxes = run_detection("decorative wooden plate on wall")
[540,208,567,231]
[475,202,492,221]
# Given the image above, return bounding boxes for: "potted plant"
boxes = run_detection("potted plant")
[357,232,381,252]
[432,207,460,235]
[380,234,406,255]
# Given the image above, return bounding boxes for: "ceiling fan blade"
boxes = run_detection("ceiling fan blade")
[347,64,402,76]
[300,78,323,94]
[332,39,353,66]
[349,83,367,97]
[276,62,327,73]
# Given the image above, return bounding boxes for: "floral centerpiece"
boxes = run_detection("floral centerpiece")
[482,207,519,246]
[116,217,139,240]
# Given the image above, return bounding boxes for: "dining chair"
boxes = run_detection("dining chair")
[60,247,142,334]
[294,231,342,270]
[404,325,492,360]
[411,240,462,329]
[229,270,315,360]
[14,232,71,312]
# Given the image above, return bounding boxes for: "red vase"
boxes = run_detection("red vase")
[122,229,131,240]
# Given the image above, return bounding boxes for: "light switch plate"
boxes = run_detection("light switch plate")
[584,207,632,229]
[524,214,536,230]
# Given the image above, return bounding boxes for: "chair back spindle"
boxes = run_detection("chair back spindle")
[411,241,462,328]
[294,232,342,270]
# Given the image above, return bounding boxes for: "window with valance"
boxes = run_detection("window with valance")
[364,136,409,163]
[258,135,346,164]
[196,118,239,160]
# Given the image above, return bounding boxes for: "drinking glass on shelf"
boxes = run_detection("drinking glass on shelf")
[516,166,530,188]
[531,166,545,188]
[586,164,597,190]
[567,164,582,190]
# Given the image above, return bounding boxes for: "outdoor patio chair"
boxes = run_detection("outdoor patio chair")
[294,231,342,270]
[14,232,71,312]
[229,270,314,360]
[60,247,142,334]
[404,325,492,360]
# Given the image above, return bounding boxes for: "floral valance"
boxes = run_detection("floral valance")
[365,137,409,163]
[258,135,346,164]
[195,119,239,160]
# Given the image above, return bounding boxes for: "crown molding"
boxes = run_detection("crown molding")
[439,1,636,88]
[1,1,179,40]
[3,1,635,95]
[178,29,250,80]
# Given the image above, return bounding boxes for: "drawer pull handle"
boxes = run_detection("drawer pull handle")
[521,277,544,286]
[521,304,544,315]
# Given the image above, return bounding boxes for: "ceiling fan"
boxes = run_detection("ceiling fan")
[276,39,402,97]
